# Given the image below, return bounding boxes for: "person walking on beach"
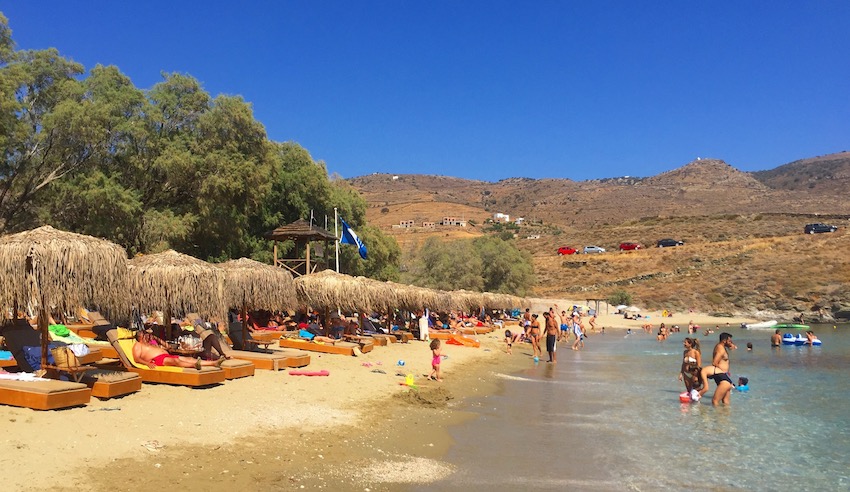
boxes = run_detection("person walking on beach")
[705,332,735,406]
[529,314,542,359]
[771,329,782,347]
[429,338,443,382]
[544,311,559,363]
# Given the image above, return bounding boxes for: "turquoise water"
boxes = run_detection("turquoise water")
[424,325,850,491]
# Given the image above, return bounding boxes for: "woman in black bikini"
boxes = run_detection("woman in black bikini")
[529,314,541,359]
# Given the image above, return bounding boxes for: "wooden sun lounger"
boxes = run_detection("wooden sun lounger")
[341,334,377,352]
[2,320,141,399]
[0,378,91,410]
[279,338,361,356]
[84,369,143,399]
[249,329,289,343]
[213,326,310,370]
[218,358,255,380]
[391,330,415,343]
[346,334,387,346]
[370,333,396,344]
[64,323,99,340]
[107,330,226,387]
[459,325,494,335]
[221,348,311,370]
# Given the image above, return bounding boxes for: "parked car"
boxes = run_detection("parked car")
[583,245,606,254]
[804,223,838,234]
[657,238,684,247]
[557,246,578,255]
[619,242,642,251]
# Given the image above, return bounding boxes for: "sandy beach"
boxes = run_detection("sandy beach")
[3,300,753,491]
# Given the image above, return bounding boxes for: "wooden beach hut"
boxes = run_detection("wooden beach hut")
[264,219,338,277]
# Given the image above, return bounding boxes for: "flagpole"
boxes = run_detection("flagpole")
[334,208,340,273]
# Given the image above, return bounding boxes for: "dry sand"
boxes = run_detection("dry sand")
[3,300,752,491]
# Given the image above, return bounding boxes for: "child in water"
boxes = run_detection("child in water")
[429,339,443,382]
[504,329,513,355]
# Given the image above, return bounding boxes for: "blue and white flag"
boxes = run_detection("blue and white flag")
[339,217,367,259]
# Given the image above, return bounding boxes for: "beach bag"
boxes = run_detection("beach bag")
[50,346,80,369]
[178,334,203,351]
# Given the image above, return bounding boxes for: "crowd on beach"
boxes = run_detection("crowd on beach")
[503,304,599,363]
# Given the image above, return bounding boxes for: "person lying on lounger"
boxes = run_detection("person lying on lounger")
[133,331,224,370]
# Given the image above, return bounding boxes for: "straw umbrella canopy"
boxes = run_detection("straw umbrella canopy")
[218,257,297,342]
[0,225,129,369]
[127,250,225,339]
[294,270,383,314]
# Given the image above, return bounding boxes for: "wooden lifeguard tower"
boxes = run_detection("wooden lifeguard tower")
[264,219,338,277]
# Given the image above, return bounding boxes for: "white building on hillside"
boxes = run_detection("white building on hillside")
[493,212,510,222]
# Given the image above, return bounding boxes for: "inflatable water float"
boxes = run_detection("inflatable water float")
[774,323,809,330]
[782,334,821,346]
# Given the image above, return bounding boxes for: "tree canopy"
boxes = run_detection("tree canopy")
[404,235,535,296]
[0,13,399,280]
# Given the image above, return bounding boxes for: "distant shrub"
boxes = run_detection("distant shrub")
[608,290,632,306]
[381,207,389,214]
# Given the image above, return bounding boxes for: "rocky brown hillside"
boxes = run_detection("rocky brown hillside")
[752,151,850,193]
[350,155,850,321]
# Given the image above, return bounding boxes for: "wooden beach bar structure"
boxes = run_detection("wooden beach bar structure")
[264,219,337,277]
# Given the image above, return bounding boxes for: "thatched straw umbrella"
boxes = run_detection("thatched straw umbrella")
[219,257,297,343]
[294,270,388,332]
[0,225,129,369]
[127,250,225,339]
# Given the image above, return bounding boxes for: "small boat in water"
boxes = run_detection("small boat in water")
[782,333,822,346]
[743,320,778,329]
[774,323,810,330]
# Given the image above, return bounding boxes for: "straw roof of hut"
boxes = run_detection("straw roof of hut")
[0,225,129,319]
[218,258,297,311]
[264,219,337,242]
[294,270,386,312]
[127,250,225,320]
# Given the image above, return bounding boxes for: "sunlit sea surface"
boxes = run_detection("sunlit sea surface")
[420,325,850,491]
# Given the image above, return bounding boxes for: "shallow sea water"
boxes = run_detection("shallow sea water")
[420,325,850,491]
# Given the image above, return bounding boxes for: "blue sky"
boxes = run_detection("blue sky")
[3,2,848,181]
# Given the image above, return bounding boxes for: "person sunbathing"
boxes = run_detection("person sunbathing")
[133,331,224,370]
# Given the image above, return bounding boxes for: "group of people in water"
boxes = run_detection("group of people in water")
[679,332,738,406]
[770,329,820,346]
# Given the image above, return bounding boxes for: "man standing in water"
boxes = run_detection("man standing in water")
[771,329,782,347]
[708,332,735,406]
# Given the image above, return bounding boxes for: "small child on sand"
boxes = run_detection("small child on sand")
[429,339,443,382]
[504,329,513,355]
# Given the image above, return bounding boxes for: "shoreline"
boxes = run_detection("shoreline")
[6,305,754,491]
